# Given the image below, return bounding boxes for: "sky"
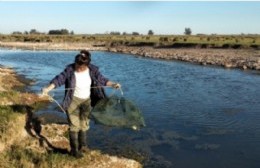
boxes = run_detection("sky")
[0,1,260,35]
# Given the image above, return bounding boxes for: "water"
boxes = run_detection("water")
[1,49,260,168]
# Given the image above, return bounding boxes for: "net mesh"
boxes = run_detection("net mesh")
[91,96,145,130]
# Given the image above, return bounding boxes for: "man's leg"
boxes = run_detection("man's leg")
[67,97,83,158]
[69,131,83,158]
[78,99,91,153]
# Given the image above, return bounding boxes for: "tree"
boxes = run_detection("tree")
[12,31,22,35]
[184,28,192,35]
[148,30,154,35]
[48,29,70,35]
[30,29,38,34]
[60,29,69,35]
[48,30,59,35]
[110,31,121,35]
[132,32,139,35]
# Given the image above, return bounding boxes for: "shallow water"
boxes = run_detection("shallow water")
[0,49,260,168]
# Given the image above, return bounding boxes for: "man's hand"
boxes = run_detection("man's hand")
[41,83,55,96]
[112,83,121,89]
[41,87,50,96]
[106,81,121,89]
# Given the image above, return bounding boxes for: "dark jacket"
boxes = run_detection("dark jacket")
[50,63,109,110]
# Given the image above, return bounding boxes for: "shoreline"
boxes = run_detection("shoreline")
[0,65,142,168]
[0,41,260,70]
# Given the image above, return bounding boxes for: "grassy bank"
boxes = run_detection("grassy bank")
[1,34,260,49]
[0,66,142,168]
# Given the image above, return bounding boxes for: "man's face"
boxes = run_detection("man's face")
[75,64,88,72]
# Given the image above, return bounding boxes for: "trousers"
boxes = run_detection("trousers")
[67,96,91,132]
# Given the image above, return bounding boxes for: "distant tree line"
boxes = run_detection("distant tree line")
[107,28,191,36]
[11,28,194,36]
[12,29,74,35]
[110,31,121,35]
[48,29,74,35]
[107,30,154,36]
[11,29,151,36]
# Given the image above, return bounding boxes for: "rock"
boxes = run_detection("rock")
[130,51,138,55]
[224,62,233,68]
[257,58,260,63]
[243,65,247,70]
[195,143,220,150]
[255,66,260,70]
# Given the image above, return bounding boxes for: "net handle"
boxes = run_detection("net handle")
[108,87,124,98]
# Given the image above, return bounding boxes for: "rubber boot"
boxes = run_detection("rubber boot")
[69,131,83,158]
[78,130,89,153]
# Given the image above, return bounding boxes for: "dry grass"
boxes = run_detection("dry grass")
[1,34,259,48]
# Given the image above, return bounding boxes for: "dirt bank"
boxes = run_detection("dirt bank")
[108,46,260,70]
[1,41,259,70]
[0,41,106,51]
[0,66,142,168]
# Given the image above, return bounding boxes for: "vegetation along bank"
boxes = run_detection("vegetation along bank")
[0,34,260,70]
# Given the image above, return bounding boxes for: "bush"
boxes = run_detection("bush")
[159,37,168,42]
[110,31,121,35]
[184,28,192,35]
[132,32,139,35]
[148,30,154,35]
[48,29,70,35]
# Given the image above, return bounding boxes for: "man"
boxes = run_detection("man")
[42,50,121,158]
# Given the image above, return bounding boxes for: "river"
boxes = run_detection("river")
[0,49,260,168]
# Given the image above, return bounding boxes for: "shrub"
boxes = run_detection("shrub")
[184,28,192,35]
[159,37,168,42]
[148,30,154,35]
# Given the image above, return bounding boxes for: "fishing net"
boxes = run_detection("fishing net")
[91,96,145,130]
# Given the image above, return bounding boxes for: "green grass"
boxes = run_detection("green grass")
[0,106,18,137]
[2,143,107,168]
[0,91,19,103]
[3,144,77,168]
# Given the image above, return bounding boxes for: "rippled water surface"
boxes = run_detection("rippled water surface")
[1,49,260,168]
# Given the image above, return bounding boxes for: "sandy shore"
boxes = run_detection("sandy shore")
[1,41,260,70]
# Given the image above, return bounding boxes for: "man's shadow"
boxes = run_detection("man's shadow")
[10,104,69,154]
[11,104,145,164]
